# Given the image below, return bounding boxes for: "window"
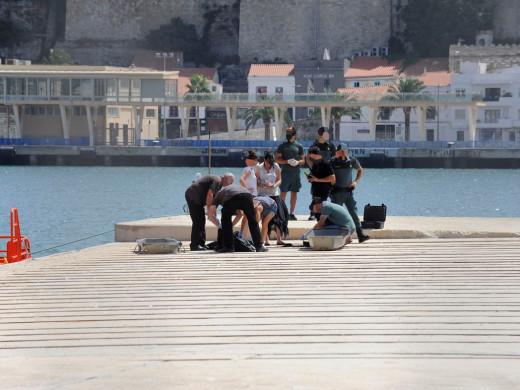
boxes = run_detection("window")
[307,107,314,117]
[169,106,179,117]
[94,79,106,98]
[503,108,509,119]
[484,110,500,123]
[189,107,196,117]
[73,107,86,116]
[481,129,502,140]
[275,87,283,94]
[256,86,267,94]
[60,78,70,96]
[455,89,466,97]
[455,109,465,120]
[145,109,156,118]
[324,78,331,90]
[107,107,119,117]
[426,107,436,120]
[509,131,516,142]
[353,82,360,88]
[457,131,465,141]
[484,87,500,101]
[379,108,391,120]
[426,129,435,141]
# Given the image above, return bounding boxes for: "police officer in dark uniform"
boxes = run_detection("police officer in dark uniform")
[306,126,336,220]
[329,144,370,243]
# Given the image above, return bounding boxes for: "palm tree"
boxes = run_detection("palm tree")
[330,94,362,141]
[243,98,292,140]
[185,74,211,139]
[379,78,426,141]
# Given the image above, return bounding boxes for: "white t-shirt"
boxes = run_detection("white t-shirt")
[242,165,258,196]
[257,162,280,196]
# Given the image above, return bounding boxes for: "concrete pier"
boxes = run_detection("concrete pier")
[1,216,520,389]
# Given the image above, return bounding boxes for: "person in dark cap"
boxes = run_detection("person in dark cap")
[275,126,304,221]
[329,143,370,243]
[306,145,336,221]
[306,126,336,220]
[308,126,336,163]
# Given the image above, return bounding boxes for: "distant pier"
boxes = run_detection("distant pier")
[2,144,520,168]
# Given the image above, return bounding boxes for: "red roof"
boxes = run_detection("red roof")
[418,71,453,87]
[345,57,402,78]
[249,64,294,77]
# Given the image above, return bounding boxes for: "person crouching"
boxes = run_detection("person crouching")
[208,185,268,253]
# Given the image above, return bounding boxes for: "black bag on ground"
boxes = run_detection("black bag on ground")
[211,229,256,252]
[233,231,256,252]
[362,204,387,229]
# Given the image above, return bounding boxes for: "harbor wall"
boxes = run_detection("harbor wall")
[1,145,520,169]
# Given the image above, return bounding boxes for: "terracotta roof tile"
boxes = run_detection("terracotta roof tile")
[345,57,402,78]
[249,64,295,77]
[177,69,218,94]
[418,71,453,87]
[337,85,390,94]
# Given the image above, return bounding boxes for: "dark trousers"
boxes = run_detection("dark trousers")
[185,195,206,249]
[221,193,262,249]
[330,190,361,228]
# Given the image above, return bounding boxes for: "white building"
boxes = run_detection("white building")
[247,64,296,121]
[340,58,454,142]
[450,62,520,142]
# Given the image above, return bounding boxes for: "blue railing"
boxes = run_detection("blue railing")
[0,137,90,146]
[1,138,519,149]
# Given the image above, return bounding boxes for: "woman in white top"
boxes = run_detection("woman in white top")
[239,149,259,196]
[256,152,290,246]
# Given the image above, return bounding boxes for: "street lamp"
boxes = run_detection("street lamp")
[156,52,174,140]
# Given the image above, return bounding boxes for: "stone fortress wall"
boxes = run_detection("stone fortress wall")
[2,0,520,66]
[238,0,393,62]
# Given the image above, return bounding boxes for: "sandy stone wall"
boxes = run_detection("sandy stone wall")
[238,0,393,63]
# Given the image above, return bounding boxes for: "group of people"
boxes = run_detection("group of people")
[184,125,370,253]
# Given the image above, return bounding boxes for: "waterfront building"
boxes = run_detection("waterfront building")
[340,57,454,142]
[247,63,296,123]
[0,63,178,145]
[163,68,223,139]
[451,62,520,142]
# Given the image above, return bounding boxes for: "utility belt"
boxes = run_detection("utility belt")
[331,186,354,193]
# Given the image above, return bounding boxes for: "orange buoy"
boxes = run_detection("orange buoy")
[1,208,31,264]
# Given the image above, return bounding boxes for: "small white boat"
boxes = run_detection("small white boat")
[305,227,352,251]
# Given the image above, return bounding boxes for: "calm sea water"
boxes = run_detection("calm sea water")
[1,166,519,257]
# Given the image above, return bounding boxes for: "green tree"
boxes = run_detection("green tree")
[379,78,426,141]
[144,17,207,66]
[185,74,211,139]
[401,0,493,57]
[330,94,362,141]
[243,98,292,141]
[42,48,74,65]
